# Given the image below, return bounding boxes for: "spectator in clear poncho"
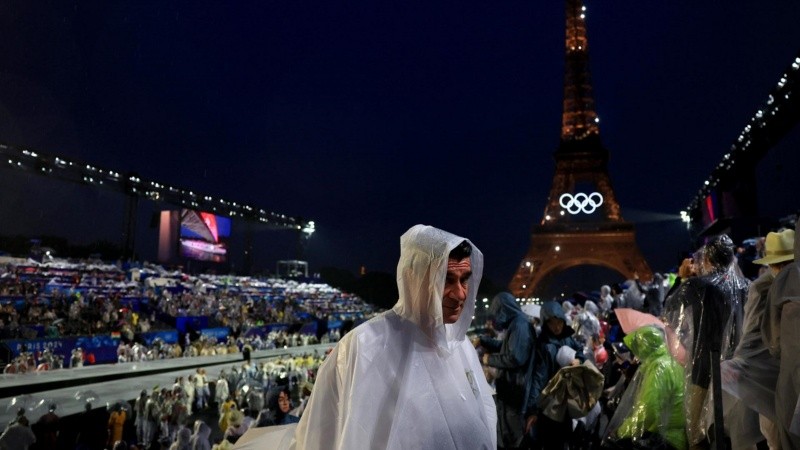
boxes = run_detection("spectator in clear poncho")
[169,427,192,450]
[643,273,665,318]
[720,229,793,449]
[605,325,686,450]
[574,307,601,367]
[599,285,614,313]
[189,420,211,450]
[662,234,748,448]
[134,390,149,447]
[623,281,645,312]
[215,371,230,408]
[574,307,600,342]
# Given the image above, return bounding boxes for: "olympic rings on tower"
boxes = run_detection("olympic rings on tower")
[559,192,604,215]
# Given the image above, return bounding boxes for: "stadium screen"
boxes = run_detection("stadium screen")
[179,209,232,263]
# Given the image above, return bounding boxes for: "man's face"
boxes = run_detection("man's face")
[442,257,472,324]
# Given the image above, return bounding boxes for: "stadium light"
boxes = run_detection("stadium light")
[302,221,316,236]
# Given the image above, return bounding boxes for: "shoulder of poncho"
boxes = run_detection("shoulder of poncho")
[335,311,394,357]
[777,263,800,283]
[652,355,684,377]
[684,276,709,288]
[673,277,709,300]
[345,310,393,340]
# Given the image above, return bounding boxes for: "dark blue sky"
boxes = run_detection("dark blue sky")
[1,1,798,285]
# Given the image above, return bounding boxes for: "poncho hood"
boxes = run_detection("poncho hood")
[540,301,577,339]
[175,427,191,449]
[489,291,524,330]
[624,325,669,362]
[583,300,600,317]
[392,224,483,354]
[193,420,211,440]
[541,301,567,323]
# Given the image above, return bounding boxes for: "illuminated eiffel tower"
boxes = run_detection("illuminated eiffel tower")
[509,0,651,298]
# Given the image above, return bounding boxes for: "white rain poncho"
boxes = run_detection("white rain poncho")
[574,310,601,366]
[574,310,600,342]
[662,235,748,446]
[293,225,496,450]
[623,282,645,311]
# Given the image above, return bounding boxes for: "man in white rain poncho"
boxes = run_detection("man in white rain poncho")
[294,225,497,449]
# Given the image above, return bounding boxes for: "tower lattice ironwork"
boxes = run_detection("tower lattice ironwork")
[509,0,651,298]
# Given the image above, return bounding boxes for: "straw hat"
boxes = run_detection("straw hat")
[753,229,795,265]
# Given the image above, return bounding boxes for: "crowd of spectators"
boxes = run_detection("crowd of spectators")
[471,226,797,449]
[0,351,327,450]
[3,224,795,448]
[0,259,375,341]
[153,275,366,335]
[0,257,377,374]
[0,261,162,340]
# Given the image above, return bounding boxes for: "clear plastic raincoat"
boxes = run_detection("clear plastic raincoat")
[662,236,747,446]
[604,325,686,450]
[293,225,496,449]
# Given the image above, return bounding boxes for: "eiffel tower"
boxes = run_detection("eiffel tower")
[509,0,651,299]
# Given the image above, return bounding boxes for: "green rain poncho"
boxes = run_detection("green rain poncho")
[608,325,687,450]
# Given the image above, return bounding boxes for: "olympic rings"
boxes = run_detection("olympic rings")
[559,192,604,215]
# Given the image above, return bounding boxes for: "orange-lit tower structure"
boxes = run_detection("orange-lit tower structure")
[509,0,651,298]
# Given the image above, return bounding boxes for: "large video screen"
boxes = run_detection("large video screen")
[179,209,231,263]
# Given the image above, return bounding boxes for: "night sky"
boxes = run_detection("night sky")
[1,2,799,288]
